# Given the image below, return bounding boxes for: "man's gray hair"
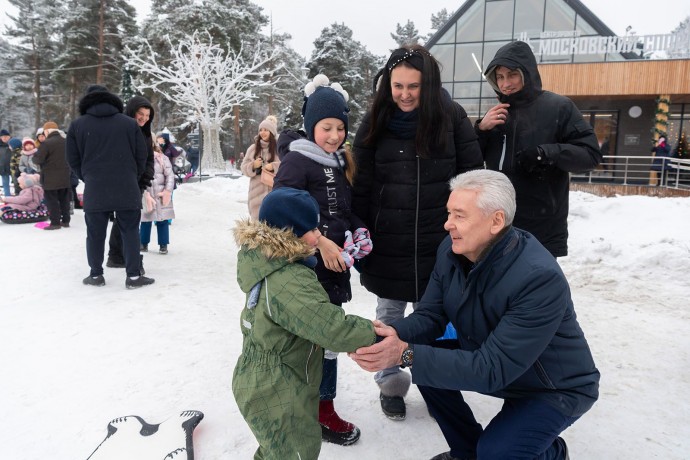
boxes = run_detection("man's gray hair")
[448,170,516,226]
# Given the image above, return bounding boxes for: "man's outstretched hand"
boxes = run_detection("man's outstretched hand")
[349,320,408,372]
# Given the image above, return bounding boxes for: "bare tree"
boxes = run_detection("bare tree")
[126,31,280,171]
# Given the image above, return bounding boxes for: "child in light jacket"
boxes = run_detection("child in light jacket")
[140,146,175,254]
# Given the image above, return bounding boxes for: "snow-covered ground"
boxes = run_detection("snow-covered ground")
[1,176,688,459]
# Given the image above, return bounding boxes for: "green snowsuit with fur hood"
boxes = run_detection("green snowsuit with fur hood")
[232,219,375,460]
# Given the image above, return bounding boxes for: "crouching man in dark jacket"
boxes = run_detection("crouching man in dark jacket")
[350,169,599,460]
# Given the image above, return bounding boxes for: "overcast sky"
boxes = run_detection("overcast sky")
[2,0,689,58]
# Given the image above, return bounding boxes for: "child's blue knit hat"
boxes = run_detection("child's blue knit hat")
[259,187,319,237]
[302,74,349,144]
[8,137,22,150]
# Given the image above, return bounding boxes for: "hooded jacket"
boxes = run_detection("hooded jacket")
[477,41,602,257]
[66,89,147,212]
[124,96,156,190]
[392,227,600,417]
[232,219,374,459]
[352,96,484,302]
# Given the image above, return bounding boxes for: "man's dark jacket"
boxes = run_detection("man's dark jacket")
[124,96,155,191]
[352,101,483,302]
[0,139,13,175]
[476,41,602,257]
[391,227,600,417]
[66,90,147,212]
[32,131,71,190]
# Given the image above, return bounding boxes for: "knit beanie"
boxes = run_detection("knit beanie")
[22,137,36,149]
[36,127,44,137]
[258,187,320,237]
[158,132,170,144]
[0,129,9,137]
[258,115,278,138]
[302,74,349,143]
[8,137,22,150]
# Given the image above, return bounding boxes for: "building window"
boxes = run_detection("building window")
[514,0,545,38]
[454,43,484,82]
[485,0,515,41]
[456,1,485,42]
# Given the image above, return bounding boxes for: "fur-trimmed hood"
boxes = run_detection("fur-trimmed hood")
[234,219,317,293]
[78,90,124,116]
[234,219,315,262]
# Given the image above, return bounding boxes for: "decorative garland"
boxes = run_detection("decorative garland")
[651,96,670,142]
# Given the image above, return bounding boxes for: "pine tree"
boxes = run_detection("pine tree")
[4,0,62,129]
[430,8,452,31]
[391,20,421,48]
[56,0,138,122]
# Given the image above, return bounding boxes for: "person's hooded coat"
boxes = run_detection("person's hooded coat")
[477,41,602,257]
[232,219,374,459]
[124,96,156,191]
[66,88,147,212]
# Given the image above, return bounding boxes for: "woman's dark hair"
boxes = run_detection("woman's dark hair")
[364,44,448,158]
[254,132,277,162]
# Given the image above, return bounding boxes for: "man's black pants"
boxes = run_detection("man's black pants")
[85,210,140,278]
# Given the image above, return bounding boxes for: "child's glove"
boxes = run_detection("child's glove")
[341,231,357,268]
[352,228,372,258]
[158,189,172,206]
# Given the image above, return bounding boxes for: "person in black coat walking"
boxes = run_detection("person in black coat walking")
[66,85,154,289]
[475,40,601,258]
[352,45,483,419]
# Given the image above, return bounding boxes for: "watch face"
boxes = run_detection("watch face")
[402,348,414,367]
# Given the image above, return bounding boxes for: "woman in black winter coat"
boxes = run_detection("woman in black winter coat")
[352,45,483,418]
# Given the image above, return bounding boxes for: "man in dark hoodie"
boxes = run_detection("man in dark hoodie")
[66,85,155,289]
[475,41,601,258]
[105,96,156,271]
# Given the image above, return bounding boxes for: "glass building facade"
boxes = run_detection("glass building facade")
[428,0,633,119]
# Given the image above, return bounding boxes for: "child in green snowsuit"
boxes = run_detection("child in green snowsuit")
[232,187,375,460]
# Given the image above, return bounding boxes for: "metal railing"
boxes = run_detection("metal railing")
[571,155,690,190]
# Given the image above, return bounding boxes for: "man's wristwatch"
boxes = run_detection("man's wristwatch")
[400,346,414,369]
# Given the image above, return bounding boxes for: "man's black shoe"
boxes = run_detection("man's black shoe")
[125,275,155,289]
[83,275,105,287]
